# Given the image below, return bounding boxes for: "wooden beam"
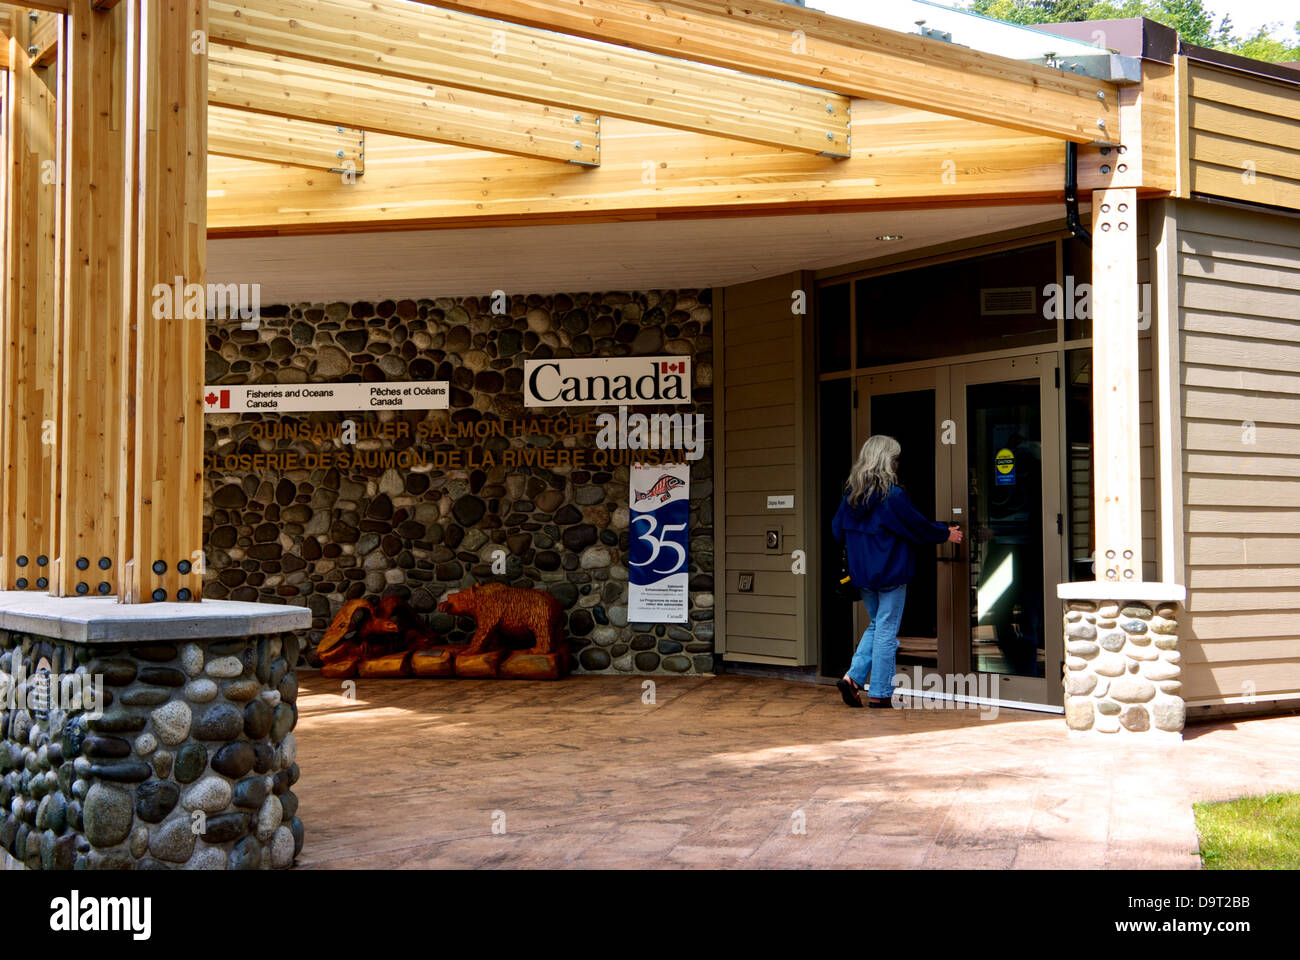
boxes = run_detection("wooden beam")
[209,105,363,172]
[422,0,1120,144]
[208,101,1135,236]
[123,0,206,602]
[1,30,59,592]
[1091,187,1143,584]
[26,7,58,66]
[58,0,125,597]
[0,1,67,13]
[208,43,600,164]
[207,0,851,156]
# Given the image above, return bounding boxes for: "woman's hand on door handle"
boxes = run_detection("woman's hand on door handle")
[947,523,964,544]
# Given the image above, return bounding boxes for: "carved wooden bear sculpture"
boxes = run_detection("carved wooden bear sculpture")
[439,582,564,656]
[316,594,441,679]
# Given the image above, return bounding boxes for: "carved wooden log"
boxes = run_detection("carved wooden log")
[454,649,503,677]
[500,650,569,680]
[411,645,459,677]
[357,650,413,678]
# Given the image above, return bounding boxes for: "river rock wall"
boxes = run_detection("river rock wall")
[202,291,715,674]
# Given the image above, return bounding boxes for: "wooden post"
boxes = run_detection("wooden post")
[1091,187,1144,583]
[1,24,60,593]
[57,0,127,597]
[122,0,206,601]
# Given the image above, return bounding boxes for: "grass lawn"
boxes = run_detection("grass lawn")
[1194,792,1300,869]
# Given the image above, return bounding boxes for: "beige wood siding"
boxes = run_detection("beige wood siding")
[1177,200,1300,705]
[716,272,817,664]
[1186,62,1300,211]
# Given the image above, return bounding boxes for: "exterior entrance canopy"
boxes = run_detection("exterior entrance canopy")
[2,1,1300,736]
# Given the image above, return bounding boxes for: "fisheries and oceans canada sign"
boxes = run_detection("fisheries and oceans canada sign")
[524,357,691,407]
[202,381,450,413]
[628,462,691,624]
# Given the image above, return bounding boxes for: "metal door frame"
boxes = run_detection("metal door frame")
[949,353,1064,707]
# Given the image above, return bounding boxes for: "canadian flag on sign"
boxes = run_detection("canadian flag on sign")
[660,361,684,374]
[204,389,230,410]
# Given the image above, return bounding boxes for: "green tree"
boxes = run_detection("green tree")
[966,0,1298,61]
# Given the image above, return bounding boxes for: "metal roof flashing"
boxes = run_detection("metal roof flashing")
[813,1,1143,82]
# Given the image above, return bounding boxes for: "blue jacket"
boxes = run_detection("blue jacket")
[831,486,951,590]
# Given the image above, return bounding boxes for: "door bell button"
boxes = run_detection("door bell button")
[765,529,781,552]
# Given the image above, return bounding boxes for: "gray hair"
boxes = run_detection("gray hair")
[846,434,900,507]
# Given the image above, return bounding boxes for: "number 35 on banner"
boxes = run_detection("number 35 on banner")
[630,514,687,576]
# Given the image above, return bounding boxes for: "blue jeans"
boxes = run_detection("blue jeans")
[846,584,908,699]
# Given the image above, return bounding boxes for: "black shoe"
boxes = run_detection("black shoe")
[868,696,893,709]
[837,677,863,708]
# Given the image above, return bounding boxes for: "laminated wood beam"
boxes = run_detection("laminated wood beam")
[1091,187,1143,583]
[58,0,126,597]
[207,0,851,156]
[1,31,59,592]
[0,1,67,13]
[208,103,1134,236]
[209,105,363,172]
[208,43,600,164]
[423,0,1120,144]
[122,0,206,602]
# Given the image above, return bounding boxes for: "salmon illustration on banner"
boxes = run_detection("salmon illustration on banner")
[628,462,691,624]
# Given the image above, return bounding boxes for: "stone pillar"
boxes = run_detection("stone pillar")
[1058,585,1185,739]
[0,593,308,869]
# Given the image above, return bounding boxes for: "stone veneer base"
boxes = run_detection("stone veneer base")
[1057,582,1186,739]
[0,595,309,870]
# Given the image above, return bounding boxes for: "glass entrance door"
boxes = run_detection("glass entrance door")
[840,355,1062,707]
[950,355,1063,707]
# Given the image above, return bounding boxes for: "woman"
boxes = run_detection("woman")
[831,434,962,708]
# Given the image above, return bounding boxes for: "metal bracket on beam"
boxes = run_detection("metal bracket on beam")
[1034,51,1143,85]
[914,20,953,44]
[566,116,600,167]
[328,129,365,177]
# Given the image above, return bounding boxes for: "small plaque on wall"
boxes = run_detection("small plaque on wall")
[202,381,450,413]
[766,495,794,510]
[737,572,754,593]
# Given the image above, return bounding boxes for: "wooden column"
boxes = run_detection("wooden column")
[1,22,61,592]
[121,0,206,602]
[57,0,127,597]
[1091,188,1144,583]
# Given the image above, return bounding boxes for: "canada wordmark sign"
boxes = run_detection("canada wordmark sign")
[524,357,691,407]
[203,382,450,413]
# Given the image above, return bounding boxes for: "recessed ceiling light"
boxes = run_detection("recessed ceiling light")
[876,234,904,241]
